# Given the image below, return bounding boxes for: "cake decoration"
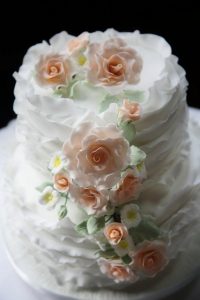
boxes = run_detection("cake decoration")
[37,91,169,282]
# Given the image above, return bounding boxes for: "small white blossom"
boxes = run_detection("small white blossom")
[114,236,135,257]
[49,151,67,174]
[39,186,60,209]
[121,203,141,229]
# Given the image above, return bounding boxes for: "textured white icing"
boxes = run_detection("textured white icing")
[2,30,200,296]
[2,118,200,299]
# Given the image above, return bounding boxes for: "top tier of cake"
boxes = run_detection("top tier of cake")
[13,29,188,181]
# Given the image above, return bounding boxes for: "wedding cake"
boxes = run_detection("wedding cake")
[1,29,200,300]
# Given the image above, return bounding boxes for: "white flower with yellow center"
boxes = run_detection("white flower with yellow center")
[121,203,141,229]
[114,236,135,257]
[39,186,59,209]
[49,151,67,174]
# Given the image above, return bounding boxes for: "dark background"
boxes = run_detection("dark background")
[0,3,199,129]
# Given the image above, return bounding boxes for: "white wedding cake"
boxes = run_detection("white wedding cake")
[1,29,200,300]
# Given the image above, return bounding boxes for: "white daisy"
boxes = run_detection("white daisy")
[121,203,141,229]
[49,151,67,174]
[39,186,60,209]
[114,236,135,257]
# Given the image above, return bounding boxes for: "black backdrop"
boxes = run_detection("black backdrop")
[0,4,199,128]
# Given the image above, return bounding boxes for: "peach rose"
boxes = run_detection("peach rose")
[53,172,70,193]
[70,185,108,215]
[133,241,168,277]
[114,169,141,205]
[63,122,130,188]
[36,55,70,86]
[119,99,141,122]
[88,38,142,86]
[67,32,89,55]
[104,222,128,245]
[98,259,137,283]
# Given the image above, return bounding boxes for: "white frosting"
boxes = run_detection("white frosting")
[2,30,200,297]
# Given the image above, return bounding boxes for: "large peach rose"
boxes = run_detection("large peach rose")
[36,55,70,86]
[63,121,130,188]
[87,38,142,86]
[70,185,108,215]
[104,222,128,245]
[133,241,168,277]
[98,259,137,283]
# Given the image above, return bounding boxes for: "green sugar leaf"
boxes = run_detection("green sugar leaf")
[129,218,160,245]
[75,220,88,236]
[119,121,136,145]
[58,205,68,220]
[130,145,146,166]
[121,254,132,265]
[87,216,105,235]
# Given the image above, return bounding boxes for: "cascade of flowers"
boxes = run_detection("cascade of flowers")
[35,32,169,283]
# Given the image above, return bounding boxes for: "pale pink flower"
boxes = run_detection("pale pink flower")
[133,241,168,277]
[63,122,130,188]
[113,169,142,205]
[104,222,128,245]
[98,259,137,283]
[119,99,141,122]
[36,55,70,86]
[67,32,89,55]
[53,172,70,193]
[88,38,142,86]
[70,185,108,215]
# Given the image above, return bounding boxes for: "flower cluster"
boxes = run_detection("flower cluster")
[38,99,168,283]
[35,31,169,284]
[35,34,142,89]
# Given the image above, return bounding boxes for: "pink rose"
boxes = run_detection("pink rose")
[133,241,168,277]
[36,55,70,86]
[113,169,141,205]
[63,122,130,188]
[53,172,70,193]
[87,38,142,86]
[98,259,137,283]
[119,99,141,122]
[70,185,108,215]
[67,32,89,55]
[104,222,128,245]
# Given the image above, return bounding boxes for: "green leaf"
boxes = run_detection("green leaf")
[75,220,88,236]
[121,254,132,265]
[58,205,68,220]
[123,90,144,102]
[87,216,105,235]
[54,85,69,98]
[119,121,136,145]
[129,218,160,245]
[98,248,119,259]
[36,182,53,193]
[130,145,146,166]
[99,94,119,113]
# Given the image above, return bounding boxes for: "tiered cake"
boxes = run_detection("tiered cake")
[1,29,200,300]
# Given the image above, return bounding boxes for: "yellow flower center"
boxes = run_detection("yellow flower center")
[43,193,53,203]
[118,240,129,250]
[78,54,87,66]
[53,156,62,168]
[127,210,137,220]
[137,162,144,172]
